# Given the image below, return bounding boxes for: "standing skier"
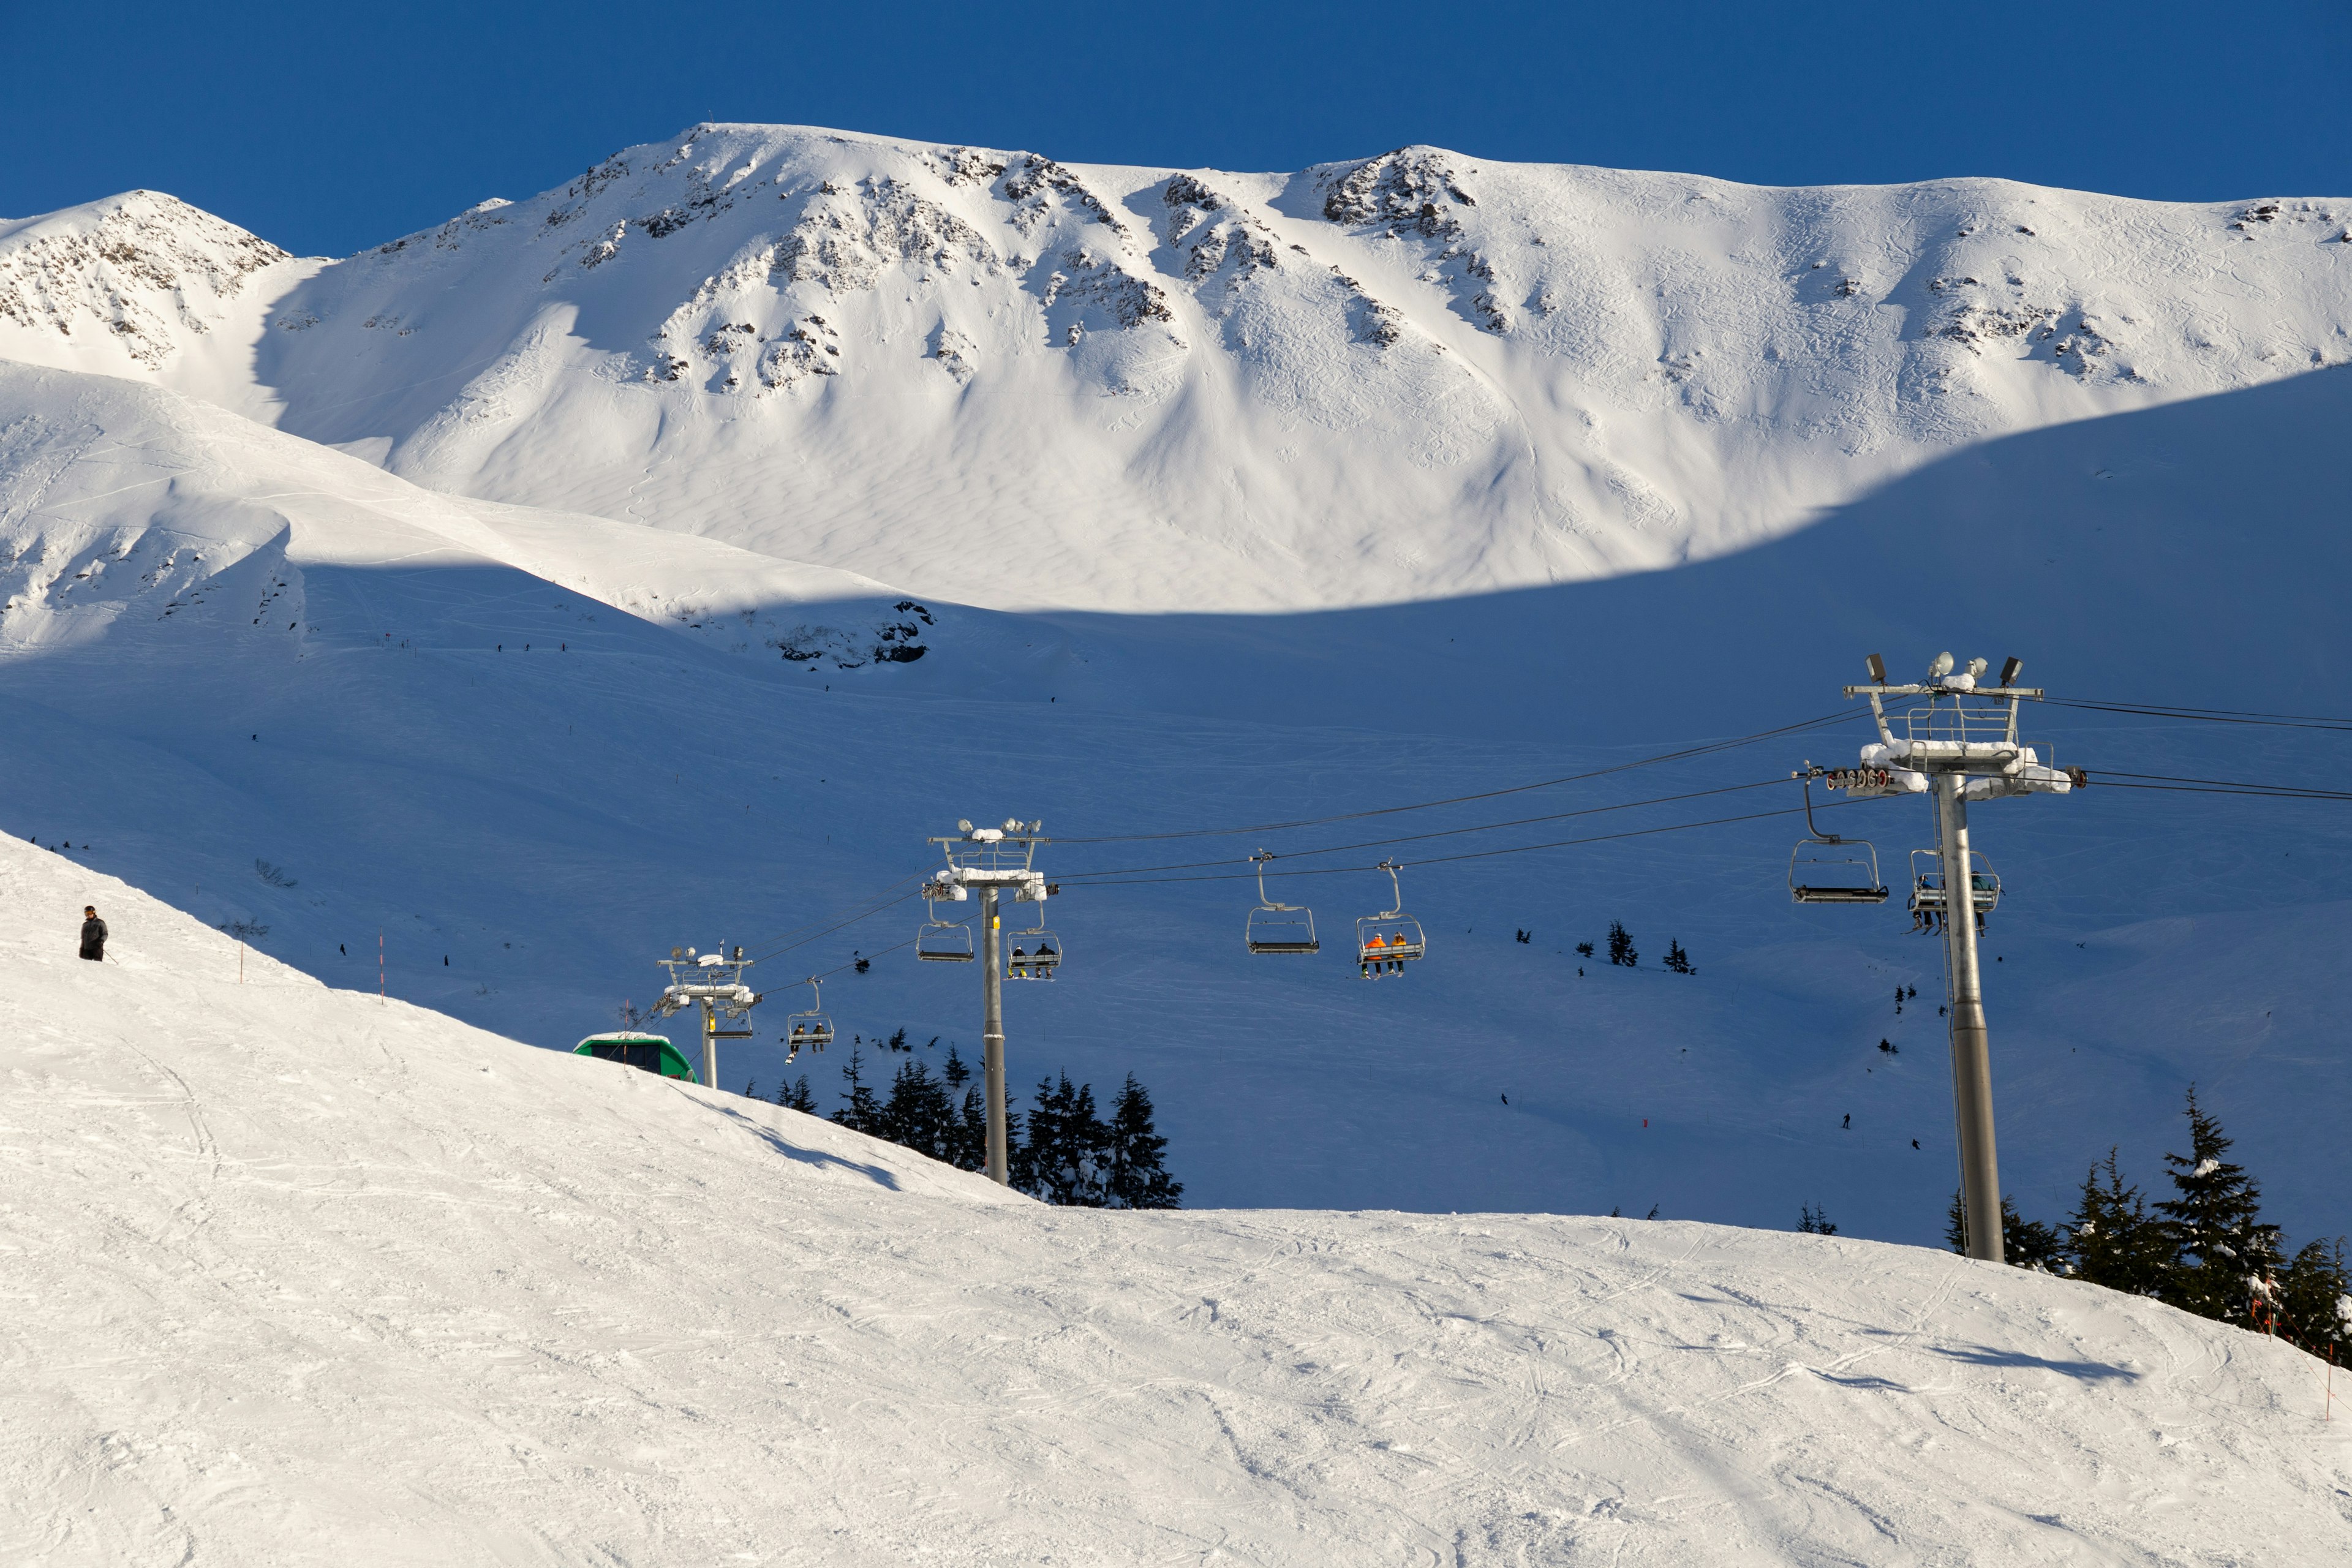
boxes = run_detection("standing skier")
[79,905,107,962]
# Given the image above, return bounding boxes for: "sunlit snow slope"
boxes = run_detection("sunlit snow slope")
[5,127,2349,609]
[4,835,2346,1566]
[2,130,2348,1253]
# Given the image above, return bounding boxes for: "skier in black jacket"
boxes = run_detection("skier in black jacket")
[80,905,107,962]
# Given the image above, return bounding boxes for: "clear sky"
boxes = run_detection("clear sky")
[3,0,2345,256]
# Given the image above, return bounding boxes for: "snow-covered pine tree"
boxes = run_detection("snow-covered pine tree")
[2064,1147,2176,1297]
[1012,1073,1108,1205]
[2154,1086,2285,1327]
[2275,1236,2351,1359]
[1606,921,1637,967]
[1104,1074,1182,1209]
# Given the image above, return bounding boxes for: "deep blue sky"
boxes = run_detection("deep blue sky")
[4,0,2345,256]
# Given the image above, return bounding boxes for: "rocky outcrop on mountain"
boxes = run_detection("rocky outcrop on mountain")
[0,193,288,368]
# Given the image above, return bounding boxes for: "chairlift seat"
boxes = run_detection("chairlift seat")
[1247,935,1321,955]
[1792,884,1891,905]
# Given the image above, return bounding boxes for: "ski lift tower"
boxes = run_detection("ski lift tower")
[649,944,762,1088]
[925,818,1050,1186]
[1814,652,2077,1264]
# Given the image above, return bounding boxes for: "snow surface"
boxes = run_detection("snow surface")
[5,834,2348,1564]
[0,131,2346,1270]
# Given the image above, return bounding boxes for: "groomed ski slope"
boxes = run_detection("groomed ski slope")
[4,836,2346,1565]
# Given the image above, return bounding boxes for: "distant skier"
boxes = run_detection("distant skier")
[79,905,107,962]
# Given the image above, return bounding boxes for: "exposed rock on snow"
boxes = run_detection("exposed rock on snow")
[0,192,288,368]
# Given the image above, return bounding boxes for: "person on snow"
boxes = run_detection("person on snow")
[79,905,107,962]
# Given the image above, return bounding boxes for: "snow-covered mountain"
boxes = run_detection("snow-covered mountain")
[1,126,2346,1249]
[5,125,2348,609]
[6,834,2346,1564]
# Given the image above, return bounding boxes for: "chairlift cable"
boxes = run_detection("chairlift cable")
[1074,800,1858,888]
[2045,698,2352,733]
[1054,777,1792,881]
[1053,709,1861,844]
[2086,769,2352,799]
[745,891,921,965]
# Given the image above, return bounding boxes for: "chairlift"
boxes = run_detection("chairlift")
[1354,859,1428,979]
[1788,779,1890,905]
[1006,914,1061,981]
[918,907,975,962]
[783,977,835,1061]
[1244,850,1320,955]
[1908,848,2000,925]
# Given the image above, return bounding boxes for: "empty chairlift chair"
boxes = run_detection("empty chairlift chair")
[1355,859,1428,979]
[783,977,835,1062]
[1788,780,1890,905]
[917,892,976,962]
[1244,850,1320,956]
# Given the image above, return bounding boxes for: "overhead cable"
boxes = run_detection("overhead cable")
[1055,708,1861,845]
[1055,777,1791,881]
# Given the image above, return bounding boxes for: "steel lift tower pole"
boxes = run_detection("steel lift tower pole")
[1820,653,2077,1262]
[926,819,1050,1186]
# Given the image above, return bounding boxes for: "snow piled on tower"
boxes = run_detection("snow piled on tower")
[2,831,2346,1564]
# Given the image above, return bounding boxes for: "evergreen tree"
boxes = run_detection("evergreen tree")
[2274,1237,2352,1359]
[1945,1191,2067,1270]
[1662,939,1694,974]
[829,1046,883,1137]
[775,1074,817,1114]
[1575,941,1594,958]
[1606,921,1637,968]
[2065,1148,2176,1298]
[1012,1072,1109,1205]
[1103,1074,1182,1209]
[2154,1086,2284,1326]
[877,1057,957,1161]
[1796,1202,1837,1235]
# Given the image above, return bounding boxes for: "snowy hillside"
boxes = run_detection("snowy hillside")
[1,128,2348,1256]
[5,834,2346,1565]
[3,126,2348,609]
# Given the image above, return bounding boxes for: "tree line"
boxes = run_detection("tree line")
[772,1044,1182,1209]
[1956,1086,2348,1359]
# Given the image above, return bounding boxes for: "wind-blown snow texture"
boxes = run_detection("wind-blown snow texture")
[4,838,2348,1564]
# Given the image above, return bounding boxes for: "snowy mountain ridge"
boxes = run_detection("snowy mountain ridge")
[4,124,2348,610]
